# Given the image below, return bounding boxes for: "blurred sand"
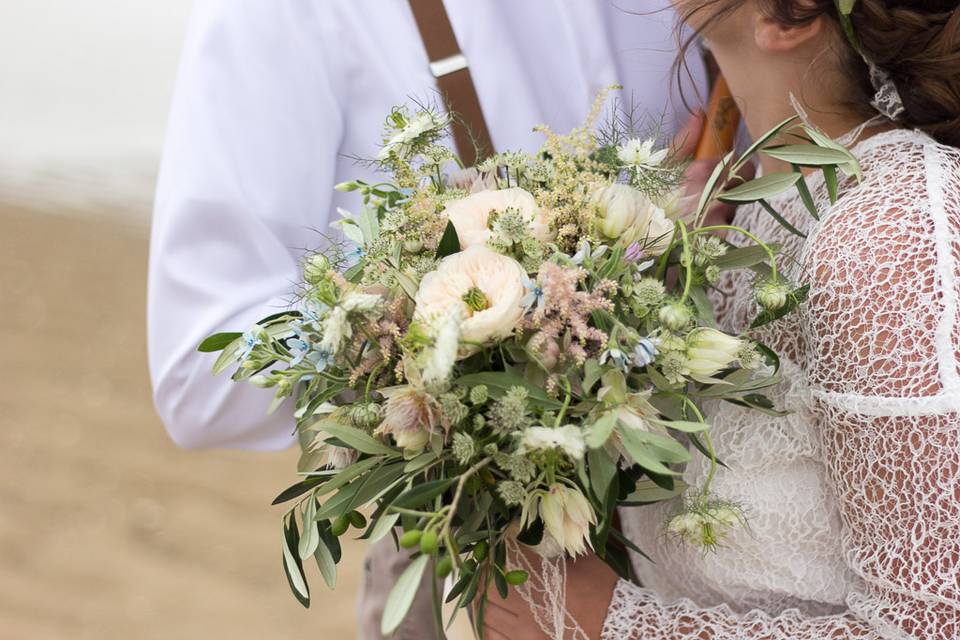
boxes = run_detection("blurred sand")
[0,206,364,639]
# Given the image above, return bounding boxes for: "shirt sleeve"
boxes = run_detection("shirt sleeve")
[601,142,960,639]
[148,0,344,450]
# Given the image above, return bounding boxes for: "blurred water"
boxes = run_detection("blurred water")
[0,0,193,212]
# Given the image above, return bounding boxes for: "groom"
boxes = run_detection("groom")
[148,0,704,637]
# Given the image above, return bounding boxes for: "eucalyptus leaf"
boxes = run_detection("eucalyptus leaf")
[282,517,310,607]
[298,499,320,560]
[717,172,800,203]
[762,144,852,167]
[197,332,243,353]
[381,554,431,635]
[313,420,397,456]
[313,536,338,589]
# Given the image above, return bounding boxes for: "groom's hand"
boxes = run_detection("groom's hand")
[481,552,619,640]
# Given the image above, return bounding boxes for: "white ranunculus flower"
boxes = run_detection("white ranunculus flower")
[590,183,674,254]
[518,425,586,461]
[414,246,527,348]
[685,328,743,379]
[443,187,554,249]
[538,484,596,557]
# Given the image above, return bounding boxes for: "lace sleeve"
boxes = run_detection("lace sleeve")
[602,141,960,639]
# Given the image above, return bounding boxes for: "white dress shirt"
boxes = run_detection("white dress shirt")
[148,0,704,450]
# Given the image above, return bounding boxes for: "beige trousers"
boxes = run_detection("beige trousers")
[357,536,441,640]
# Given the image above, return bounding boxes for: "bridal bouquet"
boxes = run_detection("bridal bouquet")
[199,90,858,636]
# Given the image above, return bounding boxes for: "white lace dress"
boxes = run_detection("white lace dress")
[602,129,960,639]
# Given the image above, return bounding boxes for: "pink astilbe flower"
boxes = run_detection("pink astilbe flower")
[348,296,409,385]
[524,262,616,370]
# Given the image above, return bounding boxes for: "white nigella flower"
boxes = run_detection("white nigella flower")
[537,484,597,557]
[414,246,527,349]
[518,425,587,461]
[667,500,745,549]
[590,183,674,253]
[617,138,669,167]
[684,328,743,379]
[420,305,464,386]
[443,187,554,249]
[377,111,446,161]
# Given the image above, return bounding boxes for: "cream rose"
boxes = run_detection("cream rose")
[443,187,554,249]
[413,245,527,348]
[591,183,674,254]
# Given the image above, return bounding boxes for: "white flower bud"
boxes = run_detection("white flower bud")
[658,301,693,331]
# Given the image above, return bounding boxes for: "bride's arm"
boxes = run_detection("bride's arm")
[601,143,960,639]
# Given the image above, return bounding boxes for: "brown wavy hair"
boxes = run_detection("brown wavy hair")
[679,0,960,147]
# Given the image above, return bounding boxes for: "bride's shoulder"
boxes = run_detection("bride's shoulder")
[815,129,959,244]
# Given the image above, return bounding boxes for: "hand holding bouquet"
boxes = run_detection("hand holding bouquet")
[200,89,858,636]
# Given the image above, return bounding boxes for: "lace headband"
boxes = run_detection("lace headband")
[834,0,905,120]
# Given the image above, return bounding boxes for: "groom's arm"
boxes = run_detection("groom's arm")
[148,0,344,450]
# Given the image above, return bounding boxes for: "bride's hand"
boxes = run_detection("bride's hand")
[481,552,620,640]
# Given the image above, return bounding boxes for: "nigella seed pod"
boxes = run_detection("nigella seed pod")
[303,254,332,285]
[658,300,693,331]
[754,280,791,311]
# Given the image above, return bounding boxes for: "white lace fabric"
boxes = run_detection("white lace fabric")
[603,129,960,639]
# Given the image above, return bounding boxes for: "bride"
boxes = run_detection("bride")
[483,1,960,638]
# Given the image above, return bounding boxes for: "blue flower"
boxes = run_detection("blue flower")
[287,338,311,367]
[632,337,659,368]
[345,245,365,262]
[307,349,334,373]
[238,328,262,361]
[571,241,608,266]
[600,348,630,373]
[521,272,546,313]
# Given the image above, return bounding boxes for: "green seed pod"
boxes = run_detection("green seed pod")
[435,556,453,579]
[472,541,489,562]
[399,530,422,549]
[505,570,529,586]
[331,515,350,537]
[419,530,439,554]
[347,511,367,530]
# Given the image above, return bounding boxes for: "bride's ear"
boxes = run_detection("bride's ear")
[754,14,824,52]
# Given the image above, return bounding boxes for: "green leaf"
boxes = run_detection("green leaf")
[823,165,839,204]
[713,245,779,270]
[585,411,618,449]
[357,204,380,246]
[757,199,807,239]
[282,516,310,607]
[587,447,618,504]
[693,151,734,222]
[197,332,243,353]
[792,167,820,220]
[367,512,401,544]
[212,339,244,375]
[616,427,680,477]
[313,536,338,589]
[314,420,397,456]
[272,476,328,505]
[454,372,562,409]
[717,172,801,203]
[724,393,791,417]
[403,452,437,473]
[688,286,718,329]
[392,478,455,510]
[649,418,709,433]
[298,498,320,560]
[750,283,810,329]
[762,144,852,167]
[435,221,462,258]
[314,462,406,521]
[381,554,431,635]
[582,359,603,395]
[622,478,689,504]
[730,115,798,175]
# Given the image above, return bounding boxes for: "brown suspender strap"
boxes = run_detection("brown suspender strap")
[408,0,494,167]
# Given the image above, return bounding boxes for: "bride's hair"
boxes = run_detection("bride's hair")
[680,0,960,147]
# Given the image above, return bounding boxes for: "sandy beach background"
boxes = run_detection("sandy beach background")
[0,3,366,638]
